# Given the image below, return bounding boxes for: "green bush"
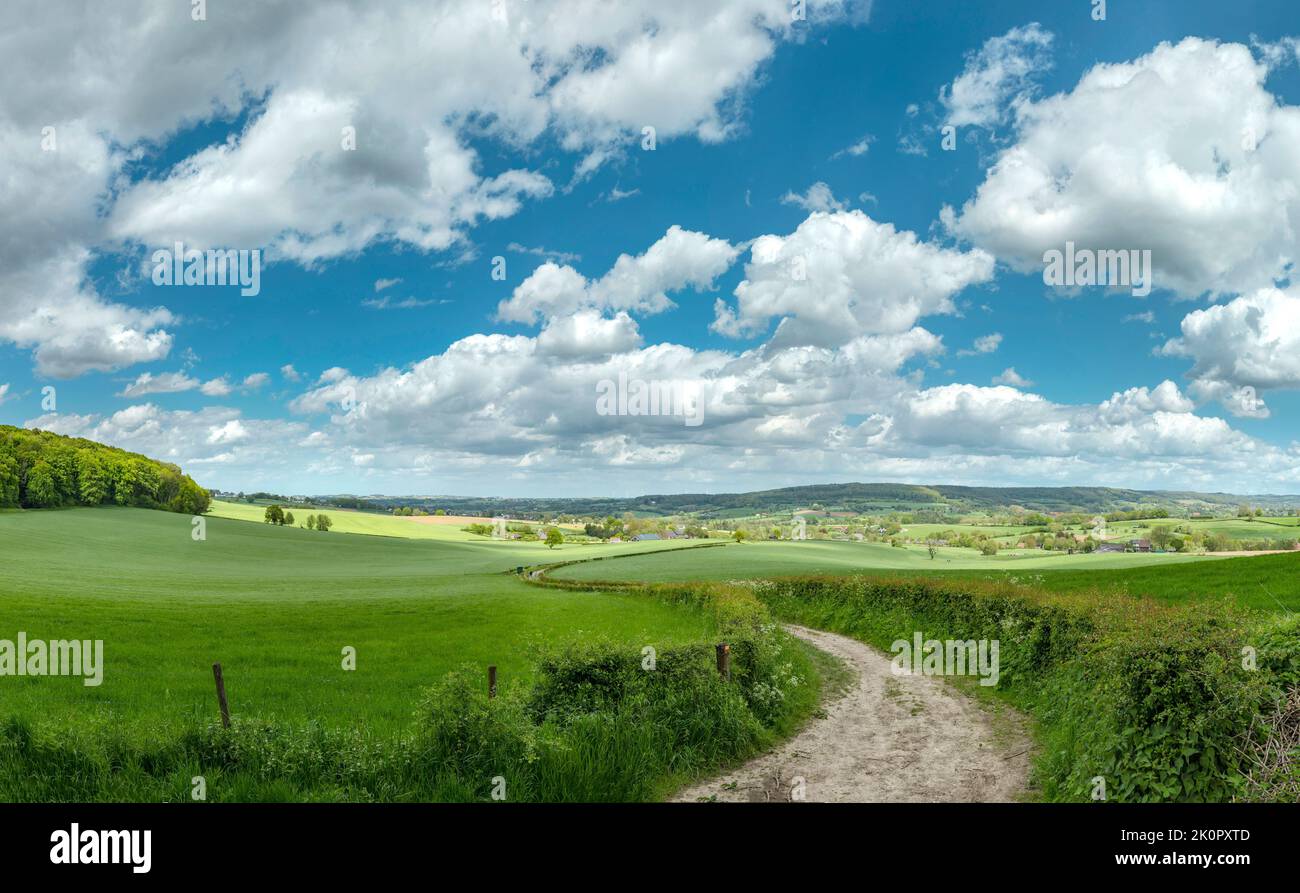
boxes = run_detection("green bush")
[1038,606,1270,802]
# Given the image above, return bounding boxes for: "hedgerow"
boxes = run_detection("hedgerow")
[749,575,1296,802]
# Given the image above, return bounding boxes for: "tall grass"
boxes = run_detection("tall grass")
[0,579,821,802]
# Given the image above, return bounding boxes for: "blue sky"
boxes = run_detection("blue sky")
[3,0,1300,495]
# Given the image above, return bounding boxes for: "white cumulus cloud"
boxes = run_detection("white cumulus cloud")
[714,210,995,347]
[945,38,1300,300]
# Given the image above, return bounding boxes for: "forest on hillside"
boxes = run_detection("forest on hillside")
[0,425,209,514]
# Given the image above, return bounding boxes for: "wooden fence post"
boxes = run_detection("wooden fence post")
[212,662,231,728]
[488,665,498,699]
[715,643,731,681]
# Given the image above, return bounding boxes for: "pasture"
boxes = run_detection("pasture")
[0,507,715,739]
[896,522,1031,542]
[548,539,1300,612]
[206,499,581,542]
[1098,516,1300,542]
[549,538,1222,580]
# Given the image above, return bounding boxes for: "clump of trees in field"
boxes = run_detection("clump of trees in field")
[1018,532,1095,553]
[304,513,333,531]
[0,425,209,514]
[583,519,621,540]
[263,505,298,526]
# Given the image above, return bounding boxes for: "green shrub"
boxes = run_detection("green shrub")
[1039,606,1269,801]
[1252,616,1300,691]
[413,667,538,797]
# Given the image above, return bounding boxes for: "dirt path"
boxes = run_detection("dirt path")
[673,625,1033,803]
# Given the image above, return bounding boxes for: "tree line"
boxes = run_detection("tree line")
[0,425,210,514]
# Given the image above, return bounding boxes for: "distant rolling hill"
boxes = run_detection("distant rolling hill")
[254,482,1300,520]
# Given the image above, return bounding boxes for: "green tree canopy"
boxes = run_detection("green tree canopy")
[0,426,209,514]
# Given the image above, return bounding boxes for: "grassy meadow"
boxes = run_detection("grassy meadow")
[1098,515,1300,541]
[549,538,1300,612]
[206,499,582,541]
[900,516,1300,542]
[550,538,1225,577]
[0,506,717,739]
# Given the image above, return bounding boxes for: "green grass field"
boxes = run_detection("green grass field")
[976,551,1300,612]
[206,499,583,542]
[0,507,716,739]
[895,522,1033,541]
[1098,516,1300,542]
[550,538,1221,578]
[548,539,1300,612]
[6,507,1287,744]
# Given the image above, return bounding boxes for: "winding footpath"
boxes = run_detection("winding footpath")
[673,625,1033,803]
[529,555,1033,803]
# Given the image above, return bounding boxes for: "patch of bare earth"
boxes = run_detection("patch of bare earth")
[673,625,1033,803]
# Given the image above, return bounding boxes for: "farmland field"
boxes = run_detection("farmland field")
[206,499,585,542]
[548,539,1300,612]
[895,522,1035,542]
[549,539,1224,579]
[0,507,717,738]
[1098,516,1300,542]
